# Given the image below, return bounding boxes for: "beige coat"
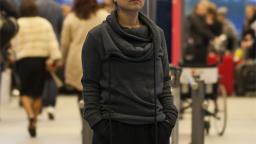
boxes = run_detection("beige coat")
[61,10,109,91]
[12,17,61,61]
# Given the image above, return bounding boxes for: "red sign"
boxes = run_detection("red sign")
[172,0,182,65]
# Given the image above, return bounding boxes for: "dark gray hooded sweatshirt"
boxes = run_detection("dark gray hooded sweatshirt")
[82,11,178,128]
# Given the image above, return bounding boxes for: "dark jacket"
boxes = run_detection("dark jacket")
[0,0,19,18]
[82,11,178,128]
[243,13,256,36]
[36,0,64,42]
[0,0,18,49]
[185,13,215,65]
[187,13,215,48]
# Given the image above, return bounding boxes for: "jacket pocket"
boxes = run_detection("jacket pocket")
[160,121,173,137]
[93,120,109,136]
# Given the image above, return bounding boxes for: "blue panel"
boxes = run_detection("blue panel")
[184,0,198,16]
[55,0,73,5]
[156,0,171,61]
[97,0,105,4]
[211,0,245,36]
[248,0,256,4]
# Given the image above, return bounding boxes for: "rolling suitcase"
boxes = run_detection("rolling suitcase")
[236,63,256,95]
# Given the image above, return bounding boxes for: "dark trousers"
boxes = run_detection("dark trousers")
[43,76,57,107]
[93,120,172,144]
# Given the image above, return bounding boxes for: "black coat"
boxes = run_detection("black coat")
[184,13,215,65]
[0,0,19,49]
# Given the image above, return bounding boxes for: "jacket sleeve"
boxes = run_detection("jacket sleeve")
[46,22,61,60]
[81,32,103,128]
[158,30,178,128]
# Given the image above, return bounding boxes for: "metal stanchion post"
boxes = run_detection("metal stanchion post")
[170,65,181,144]
[191,79,205,144]
[0,64,2,121]
[171,87,179,144]
[79,100,93,144]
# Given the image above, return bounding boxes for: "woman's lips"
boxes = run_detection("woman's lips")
[129,0,141,3]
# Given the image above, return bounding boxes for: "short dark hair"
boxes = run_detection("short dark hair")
[20,0,39,17]
[73,0,99,20]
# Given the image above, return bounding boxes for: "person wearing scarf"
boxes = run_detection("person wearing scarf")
[82,0,178,144]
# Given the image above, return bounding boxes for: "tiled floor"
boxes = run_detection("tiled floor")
[178,97,256,144]
[0,96,255,144]
[0,96,81,144]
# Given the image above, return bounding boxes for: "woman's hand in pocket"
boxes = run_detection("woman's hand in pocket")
[93,120,109,135]
[162,120,174,136]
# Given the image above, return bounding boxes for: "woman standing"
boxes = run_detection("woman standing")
[61,0,109,97]
[61,0,108,143]
[11,0,61,137]
[82,0,178,144]
[243,5,256,35]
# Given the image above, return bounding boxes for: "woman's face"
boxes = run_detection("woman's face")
[115,0,145,12]
[242,34,254,49]
[206,14,214,25]
[246,6,255,20]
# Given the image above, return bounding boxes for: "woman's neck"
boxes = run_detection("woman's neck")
[117,9,141,29]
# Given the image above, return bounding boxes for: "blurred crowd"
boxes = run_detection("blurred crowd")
[0,0,112,138]
[0,0,256,138]
[184,0,256,95]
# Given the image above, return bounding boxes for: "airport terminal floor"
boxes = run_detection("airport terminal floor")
[1,0,256,144]
[0,95,255,144]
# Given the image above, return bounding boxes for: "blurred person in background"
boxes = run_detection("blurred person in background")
[205,2,223,37]
[243,30,256,61]
[217,7,238,52]
[0,0,19,19]
[0,0,19,50]
[37,0,64,42]
[82,0,177,144]
[36,0,64,121]
[205,3,226,54]
[242,5,256,62]
[61,5,72,17]
[55,0,73,17]
[243,5,256,35]
[234,30,256,95]
[0,0,19,88]
[234,31,256,65]
[243,5,256,60]
[10,0,61,137]
[185,1,215,65]
[61,0,108,143]
[0,0,19,100]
